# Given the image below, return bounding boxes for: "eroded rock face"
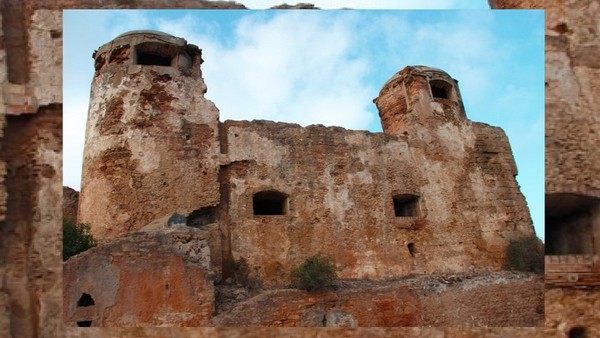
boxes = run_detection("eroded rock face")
[63,186,79,222]
[218,66,533,287]
[63,227,215,327]
[213,283,421,327]
[212,272,542,327]
[546,288,600,337]
[491,0,600,335]
[488,0,546,9]
[78,31,221,240]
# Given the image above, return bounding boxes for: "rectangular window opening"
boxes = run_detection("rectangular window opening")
[137,52,172,66]
[253,191,287,216]
[393,194,419,217]
[546,193,599,255]
[430,79,452,100]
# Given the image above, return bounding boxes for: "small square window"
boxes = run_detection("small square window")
[429,79,452,100]
[134,42,176,67]
[253,191,287,215]
[393,194,419,217]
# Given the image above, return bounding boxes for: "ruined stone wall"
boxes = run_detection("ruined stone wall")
[213,284,422,327]
[543,0,600,199]
[62,187,78,222]
[212,272,542,327]
[375,66,534,269]
[63,228,215,327]
[0,0,590,337]
[491,0,600,336]
[488,0,546,9]
[546,288,600,336]
[0,2,63,337]
[220,114,532,286]
[78,32,221,240]
[220,121,427,285]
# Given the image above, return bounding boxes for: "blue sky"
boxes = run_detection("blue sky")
[63,7,544,240]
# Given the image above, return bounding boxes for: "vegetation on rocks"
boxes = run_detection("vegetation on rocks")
[290,253,337,291]
[504,235,544,274]
[63,219,97,261]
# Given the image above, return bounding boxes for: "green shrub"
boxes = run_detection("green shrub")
[290,253,337,291]
[504,235,544,274]
[63,219,97,261]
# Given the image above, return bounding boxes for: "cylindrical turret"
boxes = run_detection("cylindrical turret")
[78,30,221,240]
[373,65,467,136]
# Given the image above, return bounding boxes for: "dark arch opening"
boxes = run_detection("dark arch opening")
[135,42,177,67]
[430,79,452,100]
[137,52,171,66]
[407,243,416,257]
[393,194,419,217]
[77,293,95,307]
[253,190,287,215]
[568,326,587,338]
[77,321,92,327]
[545,193,599,255]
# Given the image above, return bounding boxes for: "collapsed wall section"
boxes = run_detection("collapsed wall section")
[78,31,221,240]
[63,227,215,327]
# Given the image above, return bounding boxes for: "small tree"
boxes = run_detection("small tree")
[63,219,97,261]
[504,235,544,274]
[290,253,337,291]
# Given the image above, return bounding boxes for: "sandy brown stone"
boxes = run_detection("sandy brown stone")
[78,31,221,240]
[488,0,547,9]
[0,0,595,336]
[212,272,542,327]
[490,0,600,336]
[63,227,215,327]
[62,186,79,222]
[61,28,543,328]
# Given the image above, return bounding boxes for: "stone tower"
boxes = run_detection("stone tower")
[78,31,221,240]
[374,65,535,268]
[374,65,467,136]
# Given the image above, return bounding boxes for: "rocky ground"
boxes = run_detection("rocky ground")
[213,271,543,327]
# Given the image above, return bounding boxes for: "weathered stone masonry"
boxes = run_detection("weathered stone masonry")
[76,31,535,286]
[0,0,587,336]
[63,30,539,327]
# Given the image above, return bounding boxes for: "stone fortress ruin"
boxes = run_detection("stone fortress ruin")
[63,30,540,327]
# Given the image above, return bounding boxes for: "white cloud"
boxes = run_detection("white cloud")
[181,12,375,129]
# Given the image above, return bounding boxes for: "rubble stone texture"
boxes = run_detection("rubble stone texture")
[210,272,542,327]
[63,228,215,326]
[62,187,78,222]
[0,0,591,337]
[0,1,63,337]
[78,31,221,240]
[62,27,543,327]
[491,0,600,336]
